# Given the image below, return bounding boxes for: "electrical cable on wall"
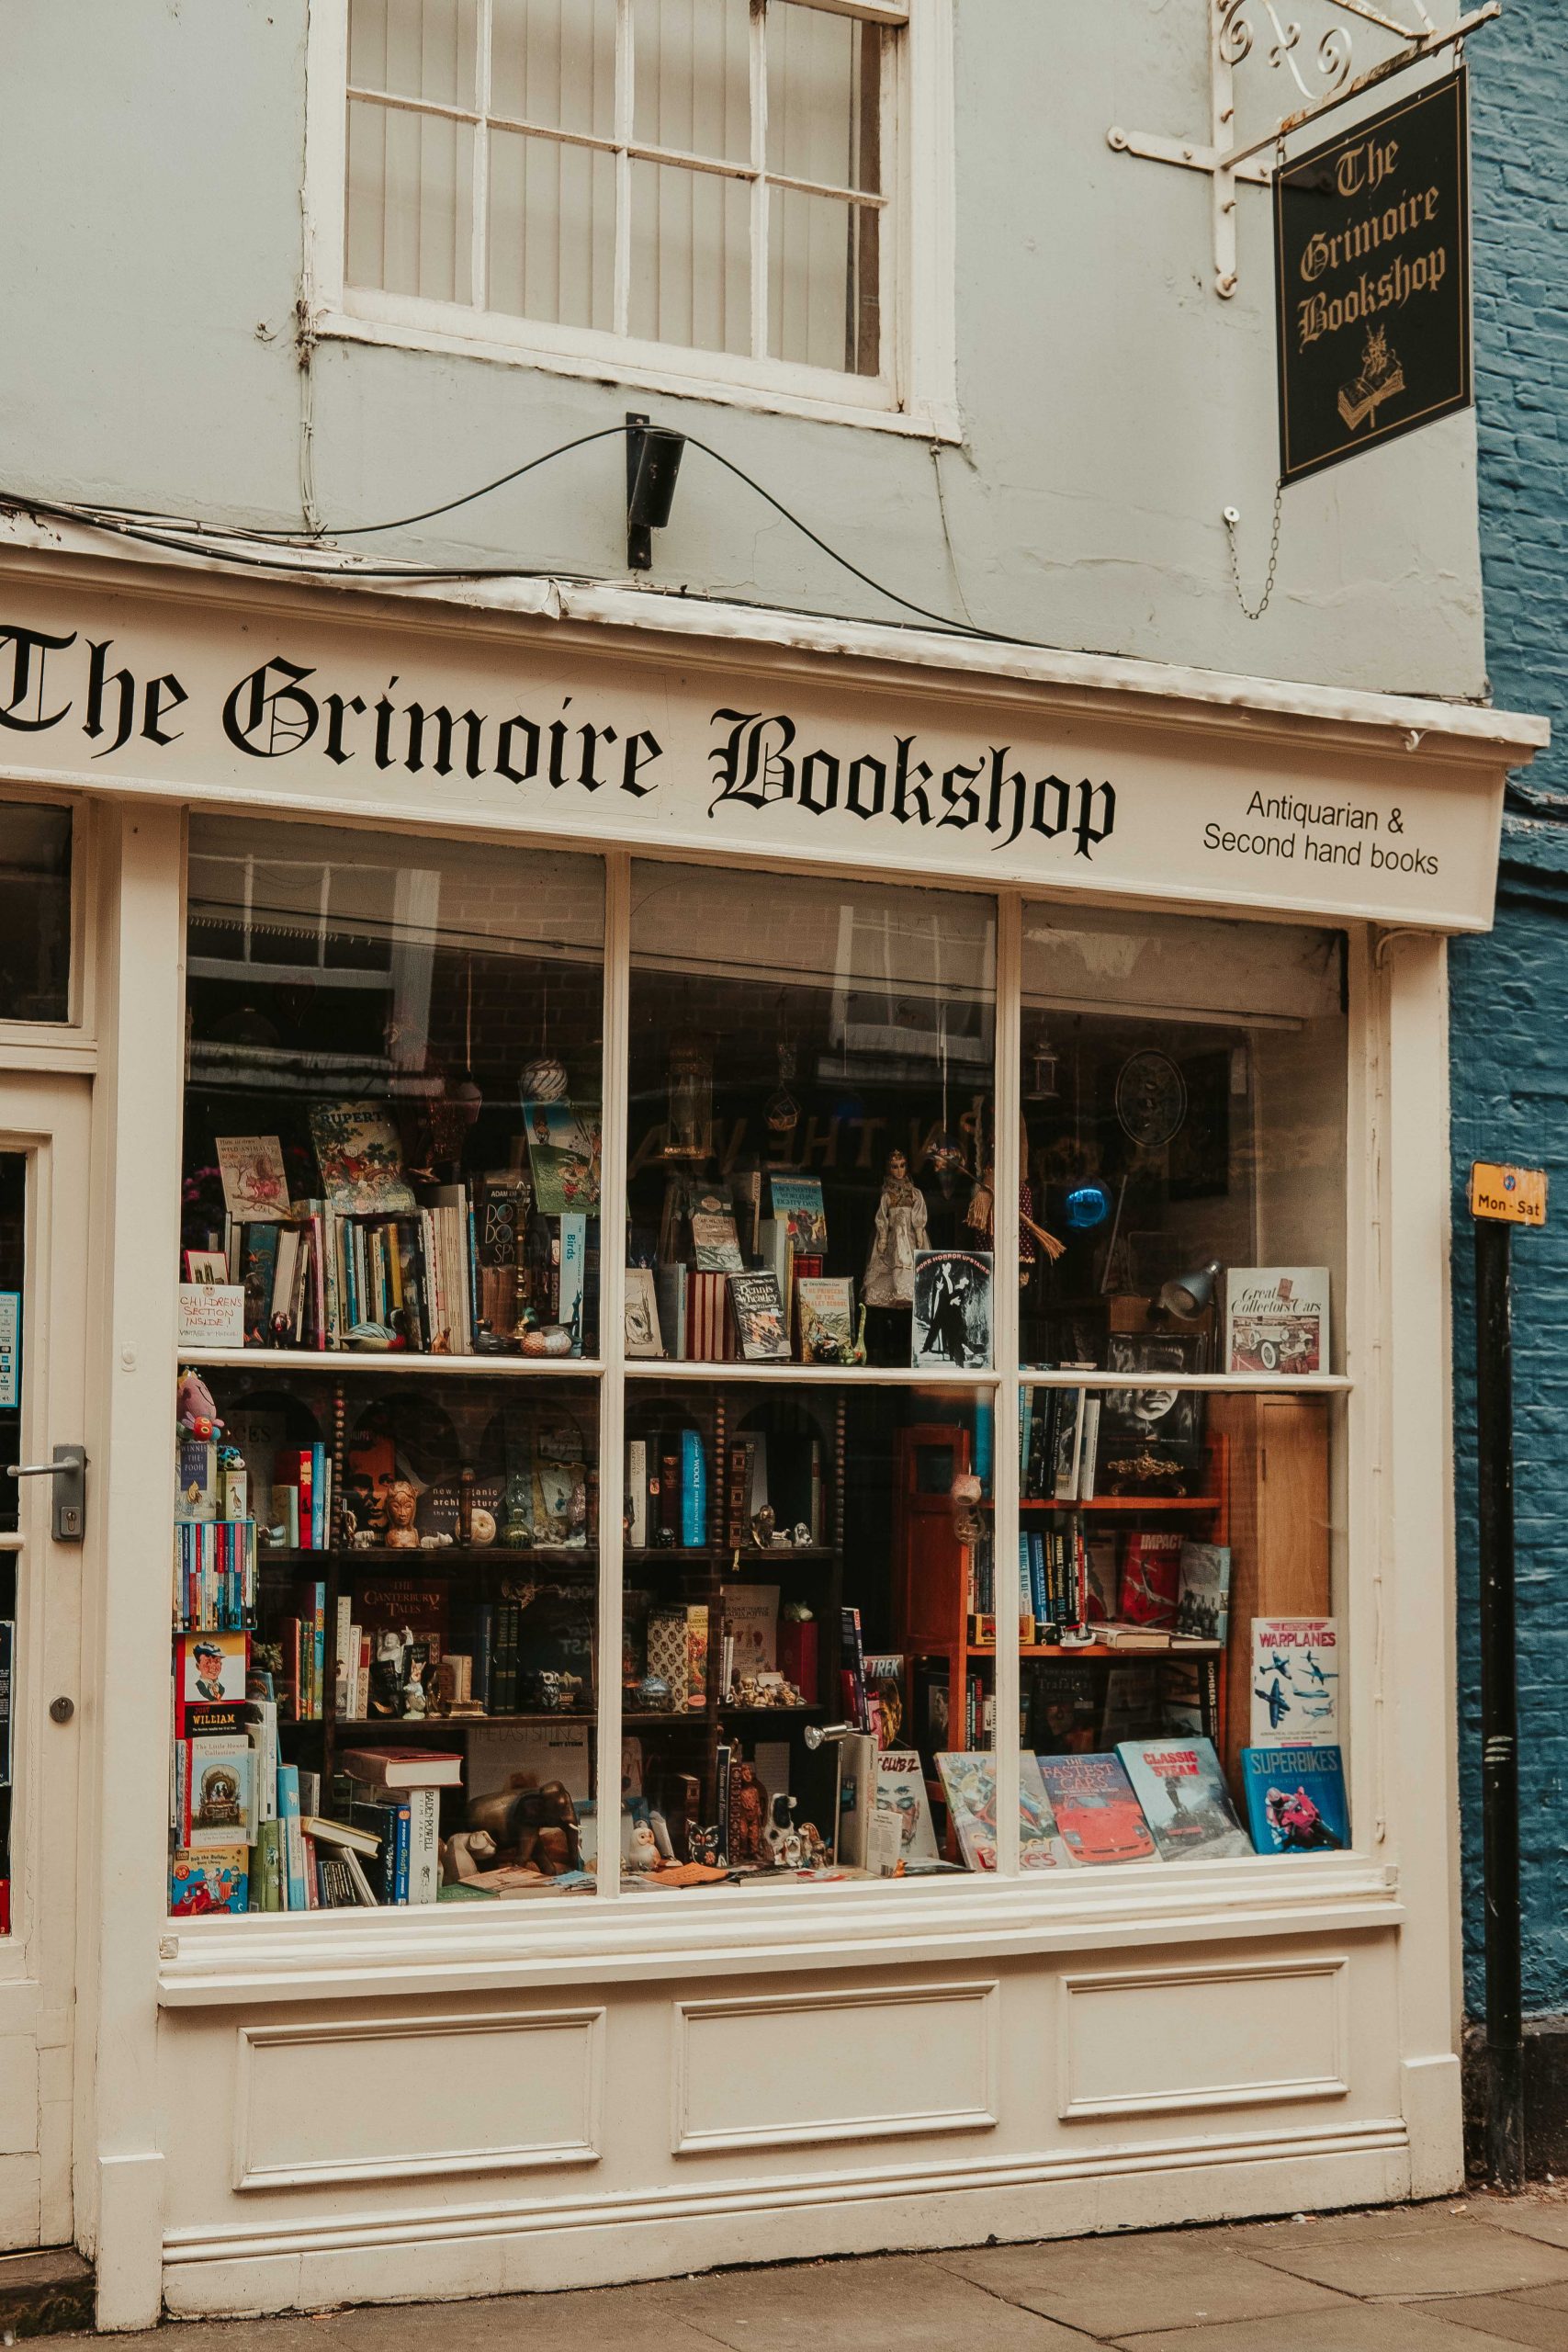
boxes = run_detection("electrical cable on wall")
[0,422,1038,650]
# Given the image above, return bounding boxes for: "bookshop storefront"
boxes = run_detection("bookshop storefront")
[0,535,1544,2327]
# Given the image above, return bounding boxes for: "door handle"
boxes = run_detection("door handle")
[6,1444,86,1541]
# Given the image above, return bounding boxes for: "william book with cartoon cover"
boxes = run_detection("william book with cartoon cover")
[1117,1735,1252,1860]
[1241,1743,1349,1854]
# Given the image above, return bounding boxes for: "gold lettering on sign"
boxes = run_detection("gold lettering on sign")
[1334,135,1399,200]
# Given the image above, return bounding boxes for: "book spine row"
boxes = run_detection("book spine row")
[174,1518,257,1632]
[268,1446,333,1551]
[624,1429,708,1550]
[230,1203,589,1357]
[1021,1387,1100,1503]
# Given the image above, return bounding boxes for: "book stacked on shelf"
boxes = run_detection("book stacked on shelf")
[625,1428,707,1548]
[633,1175,861,1367]
[174,1520,257,1633]
[1020,1386,1103,1504]
[209,1112,594,1356]
[1017,1522,1088,1638]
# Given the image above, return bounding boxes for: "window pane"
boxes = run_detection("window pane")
[628,162,750,356]
[348,97,475,303]
[1018,1383,1347,1869]
[491,0,616,136]
[627,862,995,1373]
[173,1369,602,1916]
[768,186,880,375]
[1019,906,1347,1375]
[183,817,604,1359]
[768,2,881,195]
[0,803,71,1023]
[633,0,751,165]
[0,1155,19,1929]
[623,1377,987,1887]
[348,0,479,106]
[488,130,615,329]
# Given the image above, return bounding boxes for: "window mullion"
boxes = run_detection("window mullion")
[993,889,1022,1879]
[750,0,769,360]
[614,0,633,340]
[595,851,633,1903]
[470,0,493,311]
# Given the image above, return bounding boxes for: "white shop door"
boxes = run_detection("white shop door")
[0,1076,90,2248]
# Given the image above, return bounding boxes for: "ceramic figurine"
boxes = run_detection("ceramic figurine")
[442,1829,498,1884]
[750,1502,776,1548]
[625,1819,660,1871]
[383,1480,420,1549]
[764,1792,800,1869]
[346,1320,400,1351]
[727,1759,767,1864]
[689,1825,722,1866]
[863,1148,929,1308]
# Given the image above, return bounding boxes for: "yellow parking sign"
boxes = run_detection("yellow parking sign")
[1469,1162,1548,1227]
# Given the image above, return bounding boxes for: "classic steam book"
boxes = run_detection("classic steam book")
[1116,1736,1252,1860]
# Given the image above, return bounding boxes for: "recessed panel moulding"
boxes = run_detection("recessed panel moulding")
[0,571,1513,928]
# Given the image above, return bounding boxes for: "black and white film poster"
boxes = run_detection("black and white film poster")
[1275,71,1472,485]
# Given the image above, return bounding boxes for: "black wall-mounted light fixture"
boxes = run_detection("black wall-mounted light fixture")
[626,410,686,571]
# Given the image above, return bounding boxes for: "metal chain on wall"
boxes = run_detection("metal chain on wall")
[1225,481,1285,621]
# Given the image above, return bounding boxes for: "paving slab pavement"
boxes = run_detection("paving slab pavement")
[52,2186,1568,2347]
[932,2233,1355,2336]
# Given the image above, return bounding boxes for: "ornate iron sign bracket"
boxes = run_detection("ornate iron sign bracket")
[1108,0,1499,298]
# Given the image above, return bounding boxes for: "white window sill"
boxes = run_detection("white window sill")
[316,302,964,444]
[158,1855,1403,2007]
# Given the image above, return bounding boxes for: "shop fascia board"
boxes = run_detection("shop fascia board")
[157,1859,1402,2008]
[0,519,1546,778]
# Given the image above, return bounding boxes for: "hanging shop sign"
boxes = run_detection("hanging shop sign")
[1275,71,1472,486]
[0,573,1514,931]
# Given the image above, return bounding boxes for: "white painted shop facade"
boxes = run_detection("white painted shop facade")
[0,519,1542,2326]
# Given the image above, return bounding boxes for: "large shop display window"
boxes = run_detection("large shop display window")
[169,820,1350,1920]
[1008,908,1348,1870]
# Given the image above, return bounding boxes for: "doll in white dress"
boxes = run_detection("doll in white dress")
[863,1148,929,1308]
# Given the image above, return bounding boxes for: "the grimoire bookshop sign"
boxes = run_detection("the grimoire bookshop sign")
[1275,72,1472,485]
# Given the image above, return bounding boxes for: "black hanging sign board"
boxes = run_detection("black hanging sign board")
[1275,70,1472,485]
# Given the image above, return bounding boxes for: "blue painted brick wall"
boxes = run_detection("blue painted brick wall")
[1454,0,1568,2014]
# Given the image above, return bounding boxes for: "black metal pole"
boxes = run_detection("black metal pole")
[1476,1215,1523,2188]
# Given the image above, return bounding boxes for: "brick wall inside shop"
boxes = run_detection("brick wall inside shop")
[1452,0,1568,2024]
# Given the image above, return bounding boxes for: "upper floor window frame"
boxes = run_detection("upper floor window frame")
[304,0,958,439]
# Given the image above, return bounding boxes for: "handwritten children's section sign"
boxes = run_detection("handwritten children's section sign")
[177,1283,247,1346]
[1469,1162,1548,1227]
[1276,73,1472,484]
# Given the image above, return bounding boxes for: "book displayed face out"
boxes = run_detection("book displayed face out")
[169,833,1348,1920]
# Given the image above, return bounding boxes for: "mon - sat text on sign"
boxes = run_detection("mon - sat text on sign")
[0,587,1506,929]
[1469,1162,1548,1227]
